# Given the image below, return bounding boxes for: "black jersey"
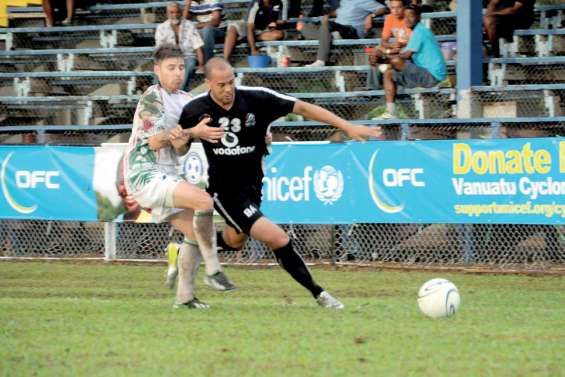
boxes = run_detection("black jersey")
[179,86,296,191]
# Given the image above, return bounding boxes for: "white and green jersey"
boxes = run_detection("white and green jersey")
[124,84,192,192]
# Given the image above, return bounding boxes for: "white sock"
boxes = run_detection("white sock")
[386,102,396,116]
[193,209,222,275]
[175,239,202,303]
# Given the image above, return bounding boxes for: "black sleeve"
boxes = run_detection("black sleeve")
[179,101,205,130]
[253,88,297,126]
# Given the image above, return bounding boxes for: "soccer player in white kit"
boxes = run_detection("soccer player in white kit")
[124,45,234,309]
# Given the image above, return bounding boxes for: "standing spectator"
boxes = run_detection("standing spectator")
[380,5,446,118]
[306,0,387,67]
[484,0,536,57]
[223,0,288,61]
[183,0,228,63]
[155,2,205,91]
[42,0,75,27]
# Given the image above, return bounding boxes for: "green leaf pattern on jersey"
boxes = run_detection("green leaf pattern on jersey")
[128,87,166,189]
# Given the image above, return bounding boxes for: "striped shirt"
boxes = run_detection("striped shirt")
[190,0,227,29]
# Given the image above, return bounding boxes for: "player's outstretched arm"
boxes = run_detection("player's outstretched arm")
[186,116,225,143]
[292,100,382,142]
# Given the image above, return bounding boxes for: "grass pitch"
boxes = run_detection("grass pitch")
[0,261,564,377]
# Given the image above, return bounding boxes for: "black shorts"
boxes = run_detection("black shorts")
[210,186,263,235]
[495,13,534,41]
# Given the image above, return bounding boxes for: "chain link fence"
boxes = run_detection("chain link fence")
[1,220,564,270]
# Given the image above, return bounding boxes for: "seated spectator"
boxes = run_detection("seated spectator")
[484,0,536,57]
[368,0,411,88]
[380,5,446,118]
[223,0,287,61]
[155,2,205,90]
[42,0,74,27]
[307,0,387,67]
[183,0,228,63]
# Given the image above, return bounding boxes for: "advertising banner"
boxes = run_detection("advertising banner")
[1,138,563,224]
[0,146,96,220]
[262,138,565,225]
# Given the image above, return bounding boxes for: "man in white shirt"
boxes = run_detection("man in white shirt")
[124,45,235,309]
[155,2,205,91]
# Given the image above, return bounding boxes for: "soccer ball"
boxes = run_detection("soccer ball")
[417,278,460,318]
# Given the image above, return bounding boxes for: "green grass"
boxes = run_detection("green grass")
[0,262,564,377]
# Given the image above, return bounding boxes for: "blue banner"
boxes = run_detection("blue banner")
[1,139,563,225]
[0,146,96,221]
[262,138,565,225]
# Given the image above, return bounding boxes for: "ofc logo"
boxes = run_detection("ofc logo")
[15,171,60,189]
[1,152,61,214]
[382,168,425,187]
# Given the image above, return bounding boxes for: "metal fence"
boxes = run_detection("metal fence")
[1,220,563,270]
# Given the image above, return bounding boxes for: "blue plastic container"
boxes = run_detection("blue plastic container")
[247,54,271,68]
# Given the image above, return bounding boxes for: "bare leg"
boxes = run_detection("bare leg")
[256,30,284,42]
[383,68,396,112]
[484,15,499,57]
[62,0,74,25]
[42,0,54,27]
[223,25,239,61]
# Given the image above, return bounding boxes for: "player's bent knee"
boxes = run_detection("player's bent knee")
[267,231,289,250]
[193,195,213,212]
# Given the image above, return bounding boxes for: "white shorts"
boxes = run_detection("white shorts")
[228,20,263,38]
[130,171,184,223]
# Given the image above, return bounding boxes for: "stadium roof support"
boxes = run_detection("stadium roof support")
[456,0,483,118]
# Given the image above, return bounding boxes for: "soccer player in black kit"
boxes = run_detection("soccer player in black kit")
[178,58,381,309]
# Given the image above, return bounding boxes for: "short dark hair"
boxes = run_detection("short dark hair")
[153,44,184,64]
[405,4,422,15]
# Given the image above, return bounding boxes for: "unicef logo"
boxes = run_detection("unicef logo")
[183,152,204,184]
[313,165,344,205]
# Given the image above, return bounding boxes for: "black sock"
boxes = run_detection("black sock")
[274,240,323,298]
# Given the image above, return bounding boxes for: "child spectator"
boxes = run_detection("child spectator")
[380,5,446,118]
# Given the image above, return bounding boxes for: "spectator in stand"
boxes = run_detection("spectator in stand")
[223,0,288,61]
[155,2,205,91]
[368,0,411,86]
[306,0,387,67]
[380,5,446,118]
[42,0,75,27]
[183,0,228,63]
[484,0,536,57]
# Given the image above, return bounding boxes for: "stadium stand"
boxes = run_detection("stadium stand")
[0,0,563,266]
